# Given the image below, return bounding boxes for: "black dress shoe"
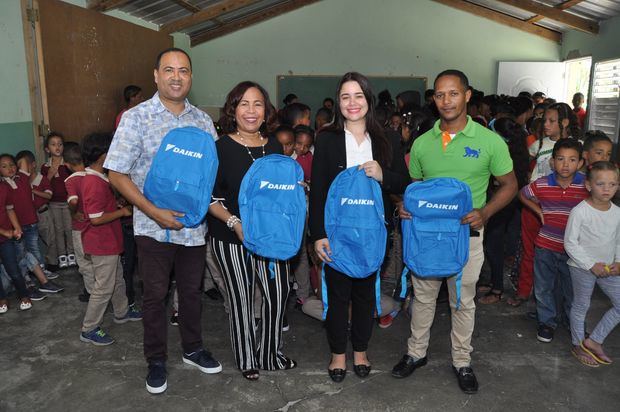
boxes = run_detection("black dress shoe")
[391,355,427,378]
[452,366,478,394]
[353,364,371,378]
[328,368,346,382]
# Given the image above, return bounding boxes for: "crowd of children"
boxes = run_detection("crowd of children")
[2,82,618,369]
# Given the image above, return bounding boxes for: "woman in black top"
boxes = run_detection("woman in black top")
[309,72,410,382]
[208,81,295,380]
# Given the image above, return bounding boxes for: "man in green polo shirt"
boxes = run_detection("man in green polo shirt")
[391,70,517,394]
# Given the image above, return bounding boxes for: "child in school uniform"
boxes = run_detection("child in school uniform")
[41,132,75,269]
[565,161,620,367]
[79,133,141,346]
[519,139,588,343]
[63,142,95,302]
[292,125,314,184]
[15,150,56,279]
[0,154,63,295]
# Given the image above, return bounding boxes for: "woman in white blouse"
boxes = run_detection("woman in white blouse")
[308,72,410,382]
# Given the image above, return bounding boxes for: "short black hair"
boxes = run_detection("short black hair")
[15,150,35,163]
[293,125,314,142]
[434,69,469,90]
[123,85,142,104]
[283,93,298,105]
[282,102,310,126]
[154,47,192,70]
[533,91,546,99]
[424,89,435,100]
[583,130,612,151]
[552,137,583,159]
[45,131,64,148]
[274,124,294,136]
[323,97,334,105]
[63,141,83,165]
[0,153,16,164]
[81,132,113,166]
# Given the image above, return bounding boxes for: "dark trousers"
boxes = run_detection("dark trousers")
[324,265,377,354]
[121,224,137,305]
[0,240,30,300]
[484,201,519,293]
[136,236,206,363]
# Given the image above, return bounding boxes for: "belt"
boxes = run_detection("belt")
[38,205,49,213]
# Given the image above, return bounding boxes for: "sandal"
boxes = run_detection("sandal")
[283,357,297,370]
[242,369,260,380]
[580,341,612,365]
[507,296,528,307]
[479,290,502,304]
[571,346,599,368]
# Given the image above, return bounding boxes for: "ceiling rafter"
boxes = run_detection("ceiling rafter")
[170,0,201,14]
[160,0,261,34]
[190,0,321,45]
[87,0,133,12]
[496,0,598,34]
[433,0,561,43]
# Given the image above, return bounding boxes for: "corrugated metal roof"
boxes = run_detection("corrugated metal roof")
[103,0,620,44]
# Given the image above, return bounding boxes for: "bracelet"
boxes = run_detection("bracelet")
[226,215,241,231]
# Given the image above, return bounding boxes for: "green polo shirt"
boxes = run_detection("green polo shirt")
[409,116,513,209]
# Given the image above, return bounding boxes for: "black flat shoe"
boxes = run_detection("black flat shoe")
[353,364,371,378]
[328,368,346,383]
[242,369,259,381]
[452,366,478,394]
[391,355,427,379]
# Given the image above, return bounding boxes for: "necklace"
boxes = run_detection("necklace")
[236,131,266,162]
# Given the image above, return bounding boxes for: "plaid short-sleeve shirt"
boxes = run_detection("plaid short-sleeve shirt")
[103,92,218,246]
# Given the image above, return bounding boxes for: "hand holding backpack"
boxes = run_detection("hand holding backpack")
[143,126,218,229]
[321,166,387,319]
[400,177,473,309]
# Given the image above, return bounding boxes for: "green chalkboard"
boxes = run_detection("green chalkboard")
[276,75,428,115]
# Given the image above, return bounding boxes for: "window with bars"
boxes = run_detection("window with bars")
[588,58,620,143]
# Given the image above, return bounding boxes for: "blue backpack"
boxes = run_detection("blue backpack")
[238,154,306,262]
[144,126,218,229]
[399,177,472,308]
[322,166,387,319]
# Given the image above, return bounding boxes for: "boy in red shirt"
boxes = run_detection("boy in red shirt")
[63,142,95,302]
[0,154,62,295]
[79,133,141,346]
[519,139,589,343]
[41,132,76,269]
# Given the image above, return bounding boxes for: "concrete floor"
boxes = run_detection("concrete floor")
[1,267,619,412]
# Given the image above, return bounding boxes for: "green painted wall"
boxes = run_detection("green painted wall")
[562,15,620,62]
[0,122,36,154]
[188,0,560,108]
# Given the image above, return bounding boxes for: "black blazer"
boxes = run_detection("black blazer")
[309,129,411,242]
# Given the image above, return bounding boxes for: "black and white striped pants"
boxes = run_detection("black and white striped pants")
[211,238,291,370]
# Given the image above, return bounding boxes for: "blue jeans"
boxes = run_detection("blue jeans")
[0,240,30,299]
[534,247,572,328]
[569,265,620,345]
[16,223,44,268]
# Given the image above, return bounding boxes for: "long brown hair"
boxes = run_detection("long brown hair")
[219,81,277,135]
[326,72,392,167]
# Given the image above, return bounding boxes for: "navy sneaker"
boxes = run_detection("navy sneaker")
[182,349,222,374]
[80,327,115,346]
[28,288,47,301]
[146,361,167,394]
[114,307,143,324]
[39,281,64,293]
[537,324,554,343]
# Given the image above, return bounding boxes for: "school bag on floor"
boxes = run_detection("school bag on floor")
[399,177,472,309]
[239,154,306,266]
[144,126,218,229]
[322,166,387,319]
